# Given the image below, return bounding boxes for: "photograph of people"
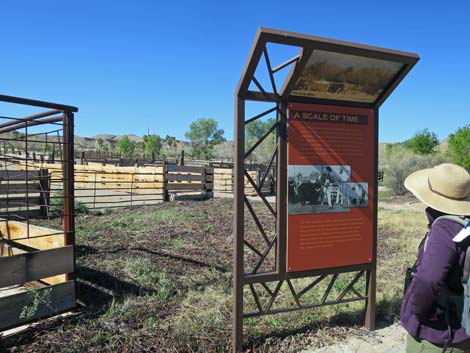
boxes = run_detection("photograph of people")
[288,165,351,214]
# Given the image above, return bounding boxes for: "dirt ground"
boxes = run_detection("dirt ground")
[0,195,425,353]
[301,323,407,353]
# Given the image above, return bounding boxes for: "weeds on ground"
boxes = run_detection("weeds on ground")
[123,256,173,300]
[20,288,52,320]
[153,207,192,223]
[3,199,430,353]
[166,285,232,351]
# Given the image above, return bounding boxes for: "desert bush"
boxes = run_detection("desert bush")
[50,190,90,215]
[447,125,470,170]
[403,128,439,155]
[384,146,447,195]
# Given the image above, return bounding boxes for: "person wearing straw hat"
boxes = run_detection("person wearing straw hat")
[401,163,470,352]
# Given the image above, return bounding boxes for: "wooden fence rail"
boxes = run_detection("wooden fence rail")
[0,219,75,331]
[15,162,273,209]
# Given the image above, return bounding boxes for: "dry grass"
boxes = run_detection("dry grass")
[1,200,429,353]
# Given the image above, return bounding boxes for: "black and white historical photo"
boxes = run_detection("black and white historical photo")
[342,182,368,208]
[288,165,351,214]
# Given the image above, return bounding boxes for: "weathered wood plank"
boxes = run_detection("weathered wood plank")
[167,183,213,191]
[167,165,206,174]
[0,196,41,208]
[0,171,39,181]
[0,219,64,250]
[0,183,41,195]
[167,174,205,182]
[0,246,74,288]
[0,280,75,331]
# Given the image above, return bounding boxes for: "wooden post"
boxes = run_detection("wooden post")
[80,151,85,165]
[180,150,185,166]
[39,168,50,218]
[205,166,213,199]
[163,161,170,202]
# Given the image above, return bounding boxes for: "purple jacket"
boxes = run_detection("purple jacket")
[401,207,470,345]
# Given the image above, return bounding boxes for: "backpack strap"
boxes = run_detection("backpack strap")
[432,215,470,282]
[464,249,470,283]
[433,215,469,228]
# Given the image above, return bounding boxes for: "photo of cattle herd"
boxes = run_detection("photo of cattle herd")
[291,50,404,103]
[288,164,368,215]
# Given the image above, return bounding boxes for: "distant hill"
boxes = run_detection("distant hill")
[75,133,193,157]
[439,137,449,152]
[92,134,142,142]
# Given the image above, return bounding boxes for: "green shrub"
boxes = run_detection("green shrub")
[20,288,52,319]
[50,189,89,215]
[447,125,470,170]
[384,146,447,195]
[403,128,439,155]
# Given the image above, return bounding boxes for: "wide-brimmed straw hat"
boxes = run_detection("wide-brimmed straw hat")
[404,163,470,215]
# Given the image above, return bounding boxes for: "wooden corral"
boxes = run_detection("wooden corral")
[0,94,77,332]
[17,161,273,207]
[0,169,50,217]
[19,161,216,207]
[213,168,273,196]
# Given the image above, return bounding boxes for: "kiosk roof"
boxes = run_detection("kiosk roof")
[236,27,419,108]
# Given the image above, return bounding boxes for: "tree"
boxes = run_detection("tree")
[185,118,225,159]
[245,118,276,163]
[447,125,470,170]
[118,135,136,158]
[95,138,109,153]
[143,134,162,158]
[165,135,176,148]
[403,129,439,155]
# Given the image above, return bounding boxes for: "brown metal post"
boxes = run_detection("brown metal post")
[233,96,245,353]
[63,112,75,282]
[365,108,378,330]
[277,103,287,275]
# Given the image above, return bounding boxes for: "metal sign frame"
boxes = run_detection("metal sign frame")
[233,27,419,352]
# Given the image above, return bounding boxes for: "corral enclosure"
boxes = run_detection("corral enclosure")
[19,160,273,209]
[0,95,77,331]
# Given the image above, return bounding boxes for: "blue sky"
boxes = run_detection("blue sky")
[1,0,469,142]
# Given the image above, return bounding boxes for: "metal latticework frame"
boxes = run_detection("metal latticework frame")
[0,94,78,248]
[0,94,78,331]
[233,28,419,352]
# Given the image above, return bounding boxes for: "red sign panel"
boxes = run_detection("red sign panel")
[287,102,375,272]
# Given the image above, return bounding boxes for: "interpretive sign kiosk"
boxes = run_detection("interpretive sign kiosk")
[233,27,419,352]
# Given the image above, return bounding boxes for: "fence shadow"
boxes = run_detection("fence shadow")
[245,296,404,349]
